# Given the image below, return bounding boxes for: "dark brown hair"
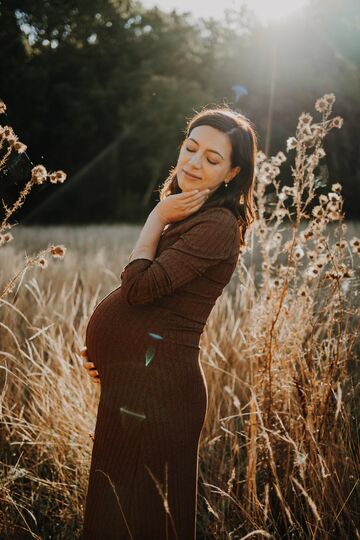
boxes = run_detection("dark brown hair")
[158,105,258,246]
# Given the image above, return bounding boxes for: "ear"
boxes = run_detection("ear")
[230,165,241,181]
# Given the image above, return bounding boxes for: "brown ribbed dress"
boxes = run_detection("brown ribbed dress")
[81,206,240,540]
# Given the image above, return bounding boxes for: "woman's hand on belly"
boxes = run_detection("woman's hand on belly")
[80,346,100,384]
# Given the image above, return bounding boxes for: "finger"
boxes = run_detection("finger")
[86,367,99,377]
[83,361,96,369]
[177,193,208,208]
[188,189,210,198]
[83,364,98,373]
[192,193,208,201]
[182,192,208,205]
[183,195,208,209]
[186,201,206,213]
[180,189,208,198]
[180,189,200,196]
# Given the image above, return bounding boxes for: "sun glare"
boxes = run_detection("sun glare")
[243,0,309,24]
[140,0,309,26]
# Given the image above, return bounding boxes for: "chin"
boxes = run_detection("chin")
[177,170,200,192]
[178,182,190,193]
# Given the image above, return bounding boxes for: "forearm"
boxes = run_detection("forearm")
[128,208,166,263]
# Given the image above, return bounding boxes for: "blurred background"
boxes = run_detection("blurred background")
[0,0,359,224]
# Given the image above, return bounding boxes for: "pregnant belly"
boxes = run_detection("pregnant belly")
[85,286,168,372]
[85,286,208,425]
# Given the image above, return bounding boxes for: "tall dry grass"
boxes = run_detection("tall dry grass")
[0,94,359,539]
[0,98,67,299]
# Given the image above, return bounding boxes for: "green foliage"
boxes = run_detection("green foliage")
[0,0,359,223]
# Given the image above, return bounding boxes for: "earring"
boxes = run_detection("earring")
[224,179,229,188]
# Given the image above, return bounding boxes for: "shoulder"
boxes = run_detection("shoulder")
[200,206,237,224]
[188,206,238,235]
[162,205,239,248]
[180,206,238,258]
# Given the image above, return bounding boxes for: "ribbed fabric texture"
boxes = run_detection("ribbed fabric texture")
[81,207,240,540]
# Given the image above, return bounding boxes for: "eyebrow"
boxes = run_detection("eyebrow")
[187,137,224,160]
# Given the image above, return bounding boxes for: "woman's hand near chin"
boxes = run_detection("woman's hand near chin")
[154,187,212,225]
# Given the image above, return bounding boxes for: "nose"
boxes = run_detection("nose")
[188,153,201,167]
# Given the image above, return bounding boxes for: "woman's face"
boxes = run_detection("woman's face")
[176,125,240,194]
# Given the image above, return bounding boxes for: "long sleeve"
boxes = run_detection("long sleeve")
[119,207,238,306]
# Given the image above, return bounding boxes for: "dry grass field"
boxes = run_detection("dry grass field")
[0,217,359,539]
[1,95,359,538]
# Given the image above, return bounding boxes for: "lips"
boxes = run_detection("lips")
[183,168,201,180]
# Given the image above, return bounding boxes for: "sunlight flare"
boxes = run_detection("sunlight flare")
[245,0,309,24]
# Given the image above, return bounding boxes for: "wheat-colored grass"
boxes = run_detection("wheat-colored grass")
[0,94,359,539]
[0,219,358,539]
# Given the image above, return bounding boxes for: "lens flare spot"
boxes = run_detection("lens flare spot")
[148,332,164,340]
[145,346,155,366]
[119,406,146,421]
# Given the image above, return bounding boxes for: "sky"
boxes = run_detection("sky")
[139,0,310,26]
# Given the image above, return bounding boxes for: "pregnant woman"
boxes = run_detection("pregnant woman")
[80,106,257,540]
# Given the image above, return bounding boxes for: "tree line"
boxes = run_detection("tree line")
[0,0,359,223]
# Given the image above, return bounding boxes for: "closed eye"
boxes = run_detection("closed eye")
[185,146,218,165]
